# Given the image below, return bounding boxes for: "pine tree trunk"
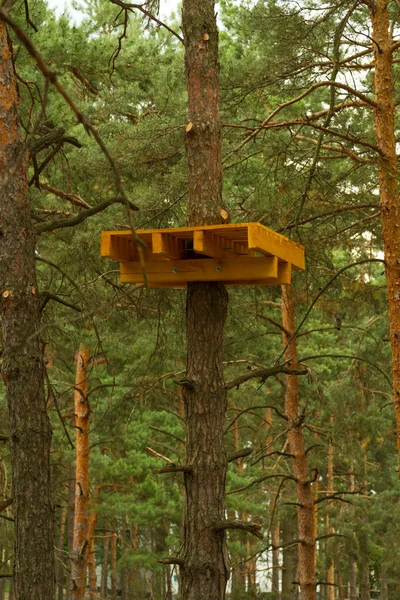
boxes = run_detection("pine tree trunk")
[180,1,229,599]
[327,420,335,600]
[281,285,316,600]
[370,0,400,469]
[266,408,280,595]
[0,19,55,600]
[87,512,98,600]
[110,532,117,600]
[68,461,76,594]
[57,505,68,600]
[349,560,357,600]
[70,345,91,600]
[380,566,388,600]
[281,512,298,600]
[100,535,109,600]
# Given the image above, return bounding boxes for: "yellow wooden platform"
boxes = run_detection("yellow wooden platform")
[101,223,305,288]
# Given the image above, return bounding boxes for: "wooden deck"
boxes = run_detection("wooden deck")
[101,222,305,288]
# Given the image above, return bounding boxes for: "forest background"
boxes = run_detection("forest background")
[0,0,399,599]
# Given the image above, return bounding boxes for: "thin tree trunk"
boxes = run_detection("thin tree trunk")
[68,461,76,594]
[110,532,117,600]
[0,18,55,600]
[266,408,280,595]
[281,512,298,600]
[327,418,335,600]
[57,505,68,600]
[70,345,91,600]
[370,0,400,469]
[120,517,129,600]
[281,285,316,600]
[128,524,139,600]
[359,546,370,600]
[100,535,109,600]
[180,2,229,599]
[87,512,98,600]
[380,566,388,600]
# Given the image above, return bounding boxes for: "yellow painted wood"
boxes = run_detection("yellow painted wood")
[120,256,279,284]
[193,231,224,258]
[101,222,304,287]
[247,224,305,270]
[152,232,184,260]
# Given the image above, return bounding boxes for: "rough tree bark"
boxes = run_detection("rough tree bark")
[369,0,400,470]
[70,345,91,600]
[0,18,55,600]
[281,285,316,600]
[179,1,229,599]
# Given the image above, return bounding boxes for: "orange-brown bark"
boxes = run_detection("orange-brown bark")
[71,345,91,599]
[370,0,400,469]
[281,285,316,600]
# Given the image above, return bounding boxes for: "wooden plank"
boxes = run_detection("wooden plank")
[193,231,223,258]
[120,256,279,284]
[152,232,184,260]
[247,224,305,270]
[101,232,135,262]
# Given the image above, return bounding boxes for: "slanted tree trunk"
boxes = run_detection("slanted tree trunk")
[70,345,91,600]
[369,0,400,470]
[0,18,55,600]
[281,285,316,600]
[180,1,229,599]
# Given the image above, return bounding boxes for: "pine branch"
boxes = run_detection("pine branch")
[0,498,12,512]
[225,364,307,391]
[215,520,263,540]
[227,447,253,463]
[34,197,139,234]
[227,473,297,495]
[158,557,185,566]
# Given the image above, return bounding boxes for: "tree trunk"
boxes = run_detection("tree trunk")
[327,419,335,600]
[100,535,109,600]
[370,0,400,469]
[0,18,55,600]
[70,345,91,600]
[57,505,68,600]
[87,512,98,600]
[68,461,76,594]
[349,560,357,600]
[120,517,129,600]
[266,408,280,595]
[380,566,388,600]
[111,532,117,600]
[180,1,229,599]
[281,511,298,600]
[281,285,316,600]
